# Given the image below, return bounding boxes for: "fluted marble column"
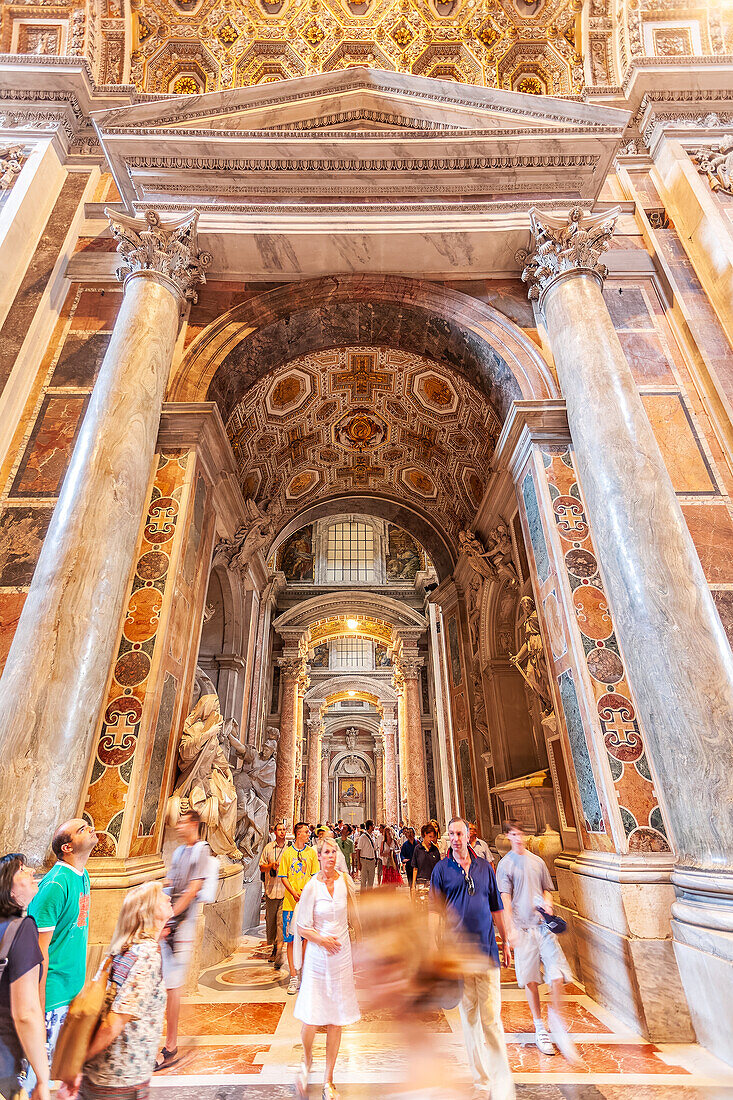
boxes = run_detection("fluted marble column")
[273,658,304,827]
[305,717,322,823]
[523,207,733,1060]
[320,737,332,822]
[394,660,428,826]
[0,209,209,862]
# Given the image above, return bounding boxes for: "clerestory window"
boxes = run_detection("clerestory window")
[325,521,375,583]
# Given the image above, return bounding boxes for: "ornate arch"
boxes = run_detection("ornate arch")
[305,674,398,708]
[329,750,376,779]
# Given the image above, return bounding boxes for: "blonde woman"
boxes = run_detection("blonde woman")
[294,837,360,1100]
[78,881,172,1100]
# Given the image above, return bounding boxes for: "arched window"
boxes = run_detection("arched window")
[331,637,372,669]
[325,520,375,583]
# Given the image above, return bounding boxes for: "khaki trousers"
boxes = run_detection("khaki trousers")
[360,857,376,889]
[458,967,515,1099]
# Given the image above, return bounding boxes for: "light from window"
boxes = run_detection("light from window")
[332,637,372,669]
[326,521,374,583]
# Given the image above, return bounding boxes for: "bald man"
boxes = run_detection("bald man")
[28,818,97,1065]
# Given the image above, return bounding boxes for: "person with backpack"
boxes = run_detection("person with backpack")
[154,809,212,1071]
[77,880,172,1099]
[0,853,50,1100]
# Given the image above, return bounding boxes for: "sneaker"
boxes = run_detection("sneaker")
[548,1008,584,1067]
[534,1026,556,1055]
[287,975,300,995]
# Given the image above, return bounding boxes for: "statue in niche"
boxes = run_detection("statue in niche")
[510,595,553,716]
[226,723,279,880]
[485,523,518,588]
[471,666,490,753]
[214,498,281,575]
[345,727,358,751]
[168,685,241,862]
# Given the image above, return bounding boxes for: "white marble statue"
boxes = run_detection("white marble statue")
[510,595,553,715]
[226,722,279,879]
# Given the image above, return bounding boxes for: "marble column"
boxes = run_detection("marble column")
[395,660,428,827]
[0,209,209,862]
[272,658,303,827]
[382,716,399,824]
[320,737,332,822]
[522,207,733,1062]
[374,736,385,823]
[305,717,321,823]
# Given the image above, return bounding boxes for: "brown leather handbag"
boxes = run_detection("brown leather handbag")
[51,956,113,1083]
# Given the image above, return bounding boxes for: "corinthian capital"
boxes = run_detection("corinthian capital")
[397,656,424,679]
[278,656,305,678]
[105,208,212,304]
[519,206,620,306]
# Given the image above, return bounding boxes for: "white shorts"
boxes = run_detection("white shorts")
[161,917,196,989]
[513,923,571,988]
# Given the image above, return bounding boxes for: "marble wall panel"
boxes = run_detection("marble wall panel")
[0,505,52,586]
[0,592,26,675]
[712,590,733,648]
[9,394,89,497]
[84,452,190,857]
[640,393,717,495]
[681,503,733,583]
[618,331,676,384]
[459,738,475,822]
[541,447,671,854]
[0,284,123,663]
[139,670,178,836]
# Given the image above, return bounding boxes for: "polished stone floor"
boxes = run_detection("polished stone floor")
[150,923,733,1100]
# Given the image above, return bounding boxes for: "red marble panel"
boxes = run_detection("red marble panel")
[500,1000,612,1035]
[0,505,53,586]
[155,1045,268,1075]
[641,394,716,495]
[619,331,676,384]
[70,287,123,332]
[683,503,733,584]
[10,394,88,497]
[0,592,26,674]
[506,1042,689,1075]
[177,1003,283,1036]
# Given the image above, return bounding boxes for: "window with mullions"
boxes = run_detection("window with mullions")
[325,521,374,583]
[332,637,372,669]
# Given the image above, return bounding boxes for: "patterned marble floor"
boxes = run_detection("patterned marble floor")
[150,926,733,1100]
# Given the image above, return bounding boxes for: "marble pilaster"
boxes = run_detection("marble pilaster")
[394,658,428,827]
[382,716,399,825]
[0,209,209,862]
[522,207,733,1059]
[320,737,332,823]
[374,736,385,823]
[272,657,303,827]
[305,716,321,823]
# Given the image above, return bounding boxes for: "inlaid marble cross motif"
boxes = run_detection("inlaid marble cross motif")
[332,352,394,401]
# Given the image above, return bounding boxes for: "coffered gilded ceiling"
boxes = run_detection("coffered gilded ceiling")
[226,345,500,543]
[128,0,583,94]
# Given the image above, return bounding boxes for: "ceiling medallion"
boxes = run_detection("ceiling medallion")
[172,74,199,93]
[518,75,543,94]
[216,18,240,46]
[390,19,415,49]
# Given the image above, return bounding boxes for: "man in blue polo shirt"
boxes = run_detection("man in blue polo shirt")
[431,816,514,1100]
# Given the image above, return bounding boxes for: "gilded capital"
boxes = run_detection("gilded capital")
[519,206,619,307]
[105,208,212,304]
[278,655,306,678]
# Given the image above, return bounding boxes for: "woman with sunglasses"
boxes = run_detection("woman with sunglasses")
[0,853,51,1100]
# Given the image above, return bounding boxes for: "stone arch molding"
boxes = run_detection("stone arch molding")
[273,590,427,644]
[330,751,376,780]
[305,674,399,707]
[170,274,558,421]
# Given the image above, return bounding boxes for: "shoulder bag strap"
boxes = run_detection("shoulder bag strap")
[0,917,24,980]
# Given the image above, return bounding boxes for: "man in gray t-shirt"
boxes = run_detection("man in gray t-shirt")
[497,822,579,1064]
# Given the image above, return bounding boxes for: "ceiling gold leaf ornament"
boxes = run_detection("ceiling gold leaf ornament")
[128,0,582,91]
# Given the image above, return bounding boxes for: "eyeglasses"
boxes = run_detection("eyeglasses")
[463,870,475,896]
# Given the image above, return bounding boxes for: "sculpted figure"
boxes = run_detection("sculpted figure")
[227,723,279,878]
[693,137,733,194]
[458,529,496,582]
[485,523,518,588]
[214,498,281,574]
[169,690,241,861]
[510,595,552,714]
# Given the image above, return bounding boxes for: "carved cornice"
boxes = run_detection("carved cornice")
[519,206,619,308]
[122,152,601,173]
[105,207,211,304]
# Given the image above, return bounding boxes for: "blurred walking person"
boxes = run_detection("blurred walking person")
[28,819,96,1063]
[496,821,579,1062]
[294,837,360,1100]
[0,854,51,1100]
[431,817,514,1100]
[78,881,172,1100]
[155,809,210,1070]
[468,823,493,865]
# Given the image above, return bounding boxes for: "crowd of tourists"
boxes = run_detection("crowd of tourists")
[0,809,577,1100]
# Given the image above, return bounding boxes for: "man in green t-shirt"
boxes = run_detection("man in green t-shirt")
[28,818,97,1061]
[337,824,354,874]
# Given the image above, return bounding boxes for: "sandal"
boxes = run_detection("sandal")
[323,1085,340,1100]
[153,1046,179,1072]
[295,1060,309,1098]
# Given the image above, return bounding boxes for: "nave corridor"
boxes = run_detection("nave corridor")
[149,927,733,1100]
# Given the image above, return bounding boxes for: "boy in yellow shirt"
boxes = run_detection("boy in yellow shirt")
[278,821,319,993]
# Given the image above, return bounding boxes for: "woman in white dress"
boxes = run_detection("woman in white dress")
[294,836,360,1100]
